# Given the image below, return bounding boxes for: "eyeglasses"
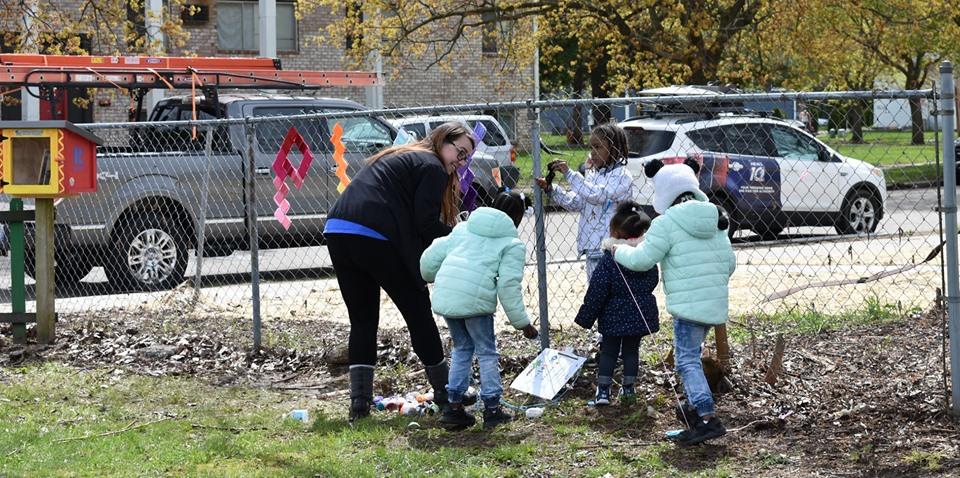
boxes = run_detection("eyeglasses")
[447,141,469,162]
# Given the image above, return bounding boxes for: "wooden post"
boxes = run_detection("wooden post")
[714,324,731,372]
[764,334,786,385]
[34,197,55,344]
[9,198,26,344]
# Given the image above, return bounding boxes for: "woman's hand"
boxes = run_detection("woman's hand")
[534,177,552,192]
[553,160,570,174]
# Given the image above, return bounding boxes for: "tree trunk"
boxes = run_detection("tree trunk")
[567,63,586,146]
[905,57,925,146]
[909,97,924,145]
[848,100,865,144]
[590,58,611,126]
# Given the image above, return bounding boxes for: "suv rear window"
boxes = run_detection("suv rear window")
[624,128,675,157]
[428,119,508,147]
[399,123,426,140]
[477,120,507,146]
[687,124,777,157]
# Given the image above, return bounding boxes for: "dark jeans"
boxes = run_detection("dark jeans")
[326,233,444,367]
[598,334,642,385]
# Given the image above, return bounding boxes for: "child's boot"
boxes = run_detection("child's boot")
[482,406,514,430]
[439,403,476,430]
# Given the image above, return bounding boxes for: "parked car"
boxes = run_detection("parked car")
[1,95,504,290]
[621,112,887,239]
[389,114,520,193]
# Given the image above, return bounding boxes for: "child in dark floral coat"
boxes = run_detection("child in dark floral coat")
[574,201,660,405]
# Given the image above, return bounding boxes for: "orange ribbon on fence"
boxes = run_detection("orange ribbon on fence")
[331,122,351,193]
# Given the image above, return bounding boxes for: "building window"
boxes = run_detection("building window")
[481,11,513,55]
[217,1,298,52]
[481,11,498,54]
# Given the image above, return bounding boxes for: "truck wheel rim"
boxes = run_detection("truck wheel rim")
[847,196,876,234]
[127,228,177,284]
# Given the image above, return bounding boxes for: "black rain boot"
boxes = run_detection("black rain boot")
[349,365,374,422]
[425,361,450,409]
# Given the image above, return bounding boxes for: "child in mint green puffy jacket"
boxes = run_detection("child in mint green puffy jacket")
[613,158,736,447]
[420,191,538,431]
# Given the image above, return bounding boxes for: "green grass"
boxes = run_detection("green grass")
[902,450,945,471]
[514,134,589,188]
[822,130,939,167]
[513,131,944,188]
[1,362,741,477]
[731,296,919,338]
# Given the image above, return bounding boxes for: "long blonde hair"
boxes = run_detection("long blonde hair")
[368,122,476,225]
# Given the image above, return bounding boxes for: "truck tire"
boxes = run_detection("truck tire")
[754,222,784,241]
[106,213,188,291]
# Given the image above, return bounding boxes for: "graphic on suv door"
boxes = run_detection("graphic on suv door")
[663,154,781,217]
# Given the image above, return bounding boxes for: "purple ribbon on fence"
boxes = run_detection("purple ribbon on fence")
[458,122,487,213]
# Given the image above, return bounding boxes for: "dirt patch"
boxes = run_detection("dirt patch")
[1,299,958,476]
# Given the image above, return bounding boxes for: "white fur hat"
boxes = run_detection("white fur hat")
[645,158,702,214]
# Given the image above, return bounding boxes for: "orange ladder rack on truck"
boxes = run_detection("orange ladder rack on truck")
[0,54,382,121]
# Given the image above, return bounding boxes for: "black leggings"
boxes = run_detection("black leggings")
[598,334,642,382]
[326,234,444,367]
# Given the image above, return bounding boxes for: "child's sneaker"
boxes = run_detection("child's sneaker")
[439,405,476,430]
[675,417,726,446]
[588,385,611,406]
[482,406,514,430]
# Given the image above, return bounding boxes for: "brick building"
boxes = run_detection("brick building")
[4,1,535,138]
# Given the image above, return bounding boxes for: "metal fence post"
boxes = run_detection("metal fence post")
[9,198,26,344]
[529,101,550,350]
[939,61,959,415]
[245,122,262,351]
[194,126,213,302]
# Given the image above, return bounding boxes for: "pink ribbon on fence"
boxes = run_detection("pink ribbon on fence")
[272,127,315,230]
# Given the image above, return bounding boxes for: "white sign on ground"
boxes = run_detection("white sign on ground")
[510,348,586,400]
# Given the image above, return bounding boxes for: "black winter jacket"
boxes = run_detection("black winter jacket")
[328,149,453,283]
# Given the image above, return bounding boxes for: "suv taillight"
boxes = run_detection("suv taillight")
[510,147,517,163]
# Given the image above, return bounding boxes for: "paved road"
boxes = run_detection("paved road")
[0,186,950,307]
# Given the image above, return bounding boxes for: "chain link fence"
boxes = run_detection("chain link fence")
[0,88,949,345]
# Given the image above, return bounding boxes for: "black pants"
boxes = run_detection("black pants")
[598,334,642,384]
[326,234,444,367]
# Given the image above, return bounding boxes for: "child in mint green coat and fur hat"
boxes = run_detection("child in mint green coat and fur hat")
[613,158,736,446]
[421,190,539,431]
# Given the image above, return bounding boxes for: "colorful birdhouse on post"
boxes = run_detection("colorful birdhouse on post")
[0,121,101,198]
